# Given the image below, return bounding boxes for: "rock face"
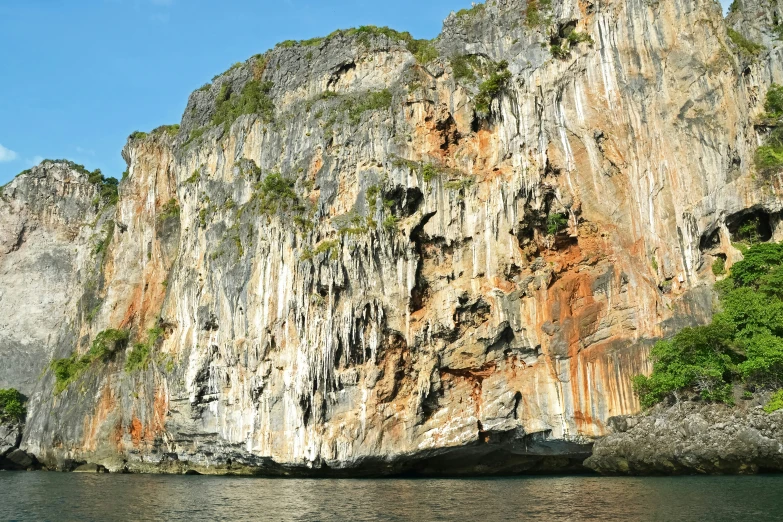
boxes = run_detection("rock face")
[585,396,783,474]
[1,0,782,474]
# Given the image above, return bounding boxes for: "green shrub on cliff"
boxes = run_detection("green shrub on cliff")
[546,213,568,236]
[0,388,26,422]
[755,86,783,174]
[125,328,163,373]
[634,242,783,407]
[475,61,511,115]
[727,28,764,57]
[212,80,275,131]
[764,84,783,118]
[764,389,783,413]
[51,329,130,394]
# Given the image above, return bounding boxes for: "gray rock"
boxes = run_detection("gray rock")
[3,448,35,470]
[2,0,783,475]
[0,422,21,457]
[585,400,783,475]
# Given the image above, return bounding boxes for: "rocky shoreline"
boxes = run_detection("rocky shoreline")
[585,394,783,475]
[7,399,783,476]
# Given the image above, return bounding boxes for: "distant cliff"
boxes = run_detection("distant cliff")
[1,0,782,475]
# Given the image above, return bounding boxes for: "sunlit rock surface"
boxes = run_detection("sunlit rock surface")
[1,0,782,474]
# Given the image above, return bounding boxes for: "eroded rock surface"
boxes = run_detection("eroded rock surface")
[1,0,782,474]
[586,397,783,475]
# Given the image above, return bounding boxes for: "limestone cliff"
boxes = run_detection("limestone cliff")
[1,0,782,475]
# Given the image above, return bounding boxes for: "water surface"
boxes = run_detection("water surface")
[1,472,781,521]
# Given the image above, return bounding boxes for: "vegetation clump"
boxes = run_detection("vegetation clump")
[0,388,26,422]
[764,389,783,413]
[212,80,275,131]
[546,213,568,235]
[455,3,486,25]
[727,28,764,57]
[633,242,783,409]
[712,257,726,276]
[253,173,303,215]
[755,85,783,176]
[158,199,180,221]
[567,31,594,46]
[300,240,339,262]
[152,124,180,137]
[525,0,552,27]
[51,329,130,394]
[125,327,164,373]
[450,55,482,82]
[475,61,512,115]
[92,220,115,257]
[345,90,393,125]
[275,26,439,65]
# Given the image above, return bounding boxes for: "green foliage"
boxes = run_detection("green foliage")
[455,3,485,23]
[406,38,439,64]
[158,198,180,221]
[185,170,201,185]
[567,31,594,46]
[765,389,783,413]
[450,55,481,82]
[383,213,399,231]
[550,44,570,59]
[98,177,119,207]
[89,329,130,361]
[736,217,763,245]
[92,220,115,257]
[301,240,339,262]
[546,213,568,236]
[727,28,765,57]
[754,87,783,175]
[764,84,783,118]
[525,0,552,27]
[444,177,475,192]
[122,170,129,181]
[254,173,303,215]
[728,0,741,13]
[0,388,26,422]
[289,26,437,65]
[366,184,381,210]
[635,242,783,408]
[82,166,119,207]
[422,164,438,182]
[51,329,129,394]
[633,322,740,408]
[212,80,275,131]
[183,127,208,148]
[475,61,511,115]
[713,257,726,276]
[755,146,783,174]
[151,124,180,137]
[125,328,163,373]
[129,131,148,140]
[345,90,393,125]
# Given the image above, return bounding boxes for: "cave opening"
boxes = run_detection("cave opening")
[727,209,773,244]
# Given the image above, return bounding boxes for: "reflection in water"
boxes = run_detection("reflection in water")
[1,473,782,521]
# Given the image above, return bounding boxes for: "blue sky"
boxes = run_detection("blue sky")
[0,0,731,185]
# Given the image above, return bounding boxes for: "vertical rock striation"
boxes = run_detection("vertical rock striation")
[1,0,782,474]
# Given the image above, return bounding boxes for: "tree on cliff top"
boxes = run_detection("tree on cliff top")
[634,242,783,408]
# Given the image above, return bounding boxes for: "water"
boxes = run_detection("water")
[1,473,782,521]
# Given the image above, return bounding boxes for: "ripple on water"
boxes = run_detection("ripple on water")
[0,473,782,521]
